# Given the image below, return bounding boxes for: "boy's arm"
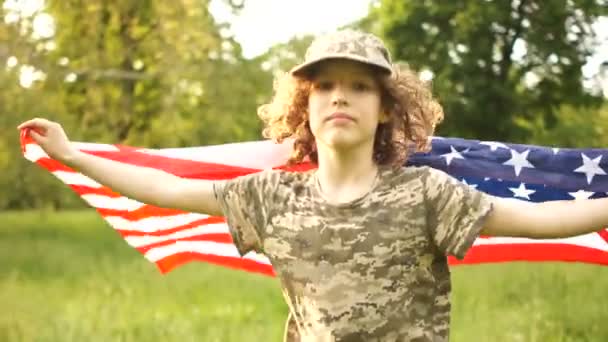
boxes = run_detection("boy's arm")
[482,197,608,238]
[66,149,223,216]
[18,118,222,216]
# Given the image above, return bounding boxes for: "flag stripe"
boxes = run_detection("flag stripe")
[450,244,608,266]
[125,224,231,247]
[116,217,226,237]
[472,233,608,252]
[154,252,275,275]
[53,171,102,188]
[97,205,189,220]
[70,185,120,197]
[143,240,271,265]
[81,194,144,211]
[135,233,235,252]
[105,213,210,232]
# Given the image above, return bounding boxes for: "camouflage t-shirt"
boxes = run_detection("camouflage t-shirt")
[213,165,494,342]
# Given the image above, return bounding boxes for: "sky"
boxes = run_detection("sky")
[208,0,373,58]
[4,0,374,58]
[3,0,607,94]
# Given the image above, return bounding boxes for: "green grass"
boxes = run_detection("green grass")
[2,210,608,341]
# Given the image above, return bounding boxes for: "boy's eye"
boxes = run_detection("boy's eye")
[315,81,333,91]
[353,82,370,91]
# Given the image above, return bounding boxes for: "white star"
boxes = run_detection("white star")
[552,148,560,155]
[509,183,536,200]
[568,190,595,200]
[480,141,509,151]
[503,149,535,176]
[461,179,478,189]
[441,145,465,165]
[574,153,606,184]
[484,177,490,181]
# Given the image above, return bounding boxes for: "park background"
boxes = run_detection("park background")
[2,0,608,341]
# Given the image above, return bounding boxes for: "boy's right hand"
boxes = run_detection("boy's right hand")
[18,118,78,164]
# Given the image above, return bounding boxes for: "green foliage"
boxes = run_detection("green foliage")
[254,35,314,75]
[0,1,275,209]
[1,1,607,210]
[3,210,608,341]
[367,0,607,142]
[515,102,608,147]
[42,0,264,146]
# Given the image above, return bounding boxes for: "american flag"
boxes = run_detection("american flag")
[20,131,608,276]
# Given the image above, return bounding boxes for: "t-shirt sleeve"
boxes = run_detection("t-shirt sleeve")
[212,170,280,256]
[424,167,494,259]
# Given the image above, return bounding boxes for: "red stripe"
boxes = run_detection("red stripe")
[71,185,120,197]
[87,149,264,179]
[450,244,608,266]
[36,150,260,179]
[156,244,608,277]
[156,244,608,276]
[36,158,70,173]
[24,138,265,179]
[155,253,275,276]
[35,158,75,172]
[597,229,608,244]
[27,137,316,178]
[97,205,188,220]
[20,130,33,152]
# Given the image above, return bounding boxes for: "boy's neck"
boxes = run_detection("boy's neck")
[314,141,378,203]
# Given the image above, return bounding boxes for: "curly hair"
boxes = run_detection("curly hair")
[257,63,444,167]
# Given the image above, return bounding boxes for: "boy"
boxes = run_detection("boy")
[18,29,608,341]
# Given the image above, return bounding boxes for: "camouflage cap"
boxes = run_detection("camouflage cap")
[290,29,393,76]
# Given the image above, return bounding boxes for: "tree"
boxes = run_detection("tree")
[254,35,315,75]
[517,102,608,148]
[0,3,82,209]
[364,0,607,142]
[0,0,274,209]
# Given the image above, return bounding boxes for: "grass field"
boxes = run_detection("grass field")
[2,210,608,341]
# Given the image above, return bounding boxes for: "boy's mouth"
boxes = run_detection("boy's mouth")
[326,112,355,122]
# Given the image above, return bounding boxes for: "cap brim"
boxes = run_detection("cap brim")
[289,53,392,77]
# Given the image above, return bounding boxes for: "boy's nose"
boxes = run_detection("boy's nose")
[331,85,348,106]
[332,97,347,106]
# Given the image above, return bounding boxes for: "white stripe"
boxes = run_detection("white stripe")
[123,223,230,247]
[104,212,209,232]
[53,171,102,188]
[81,194,144,211]
[24,142,119,162]
[24,144,48,162]
[138,139,293,169]
[243,251,272,264]
[72,142,120,152]
[474,233,608,252]
[144,240,271,265]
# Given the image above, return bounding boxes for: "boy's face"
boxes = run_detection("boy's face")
[308,60,385,152]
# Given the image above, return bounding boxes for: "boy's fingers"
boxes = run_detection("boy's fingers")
[17,119,37,130]
[17,121,31,130]
[19,124,46,135]
[18,118,52,130]
[29,130,45,143]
